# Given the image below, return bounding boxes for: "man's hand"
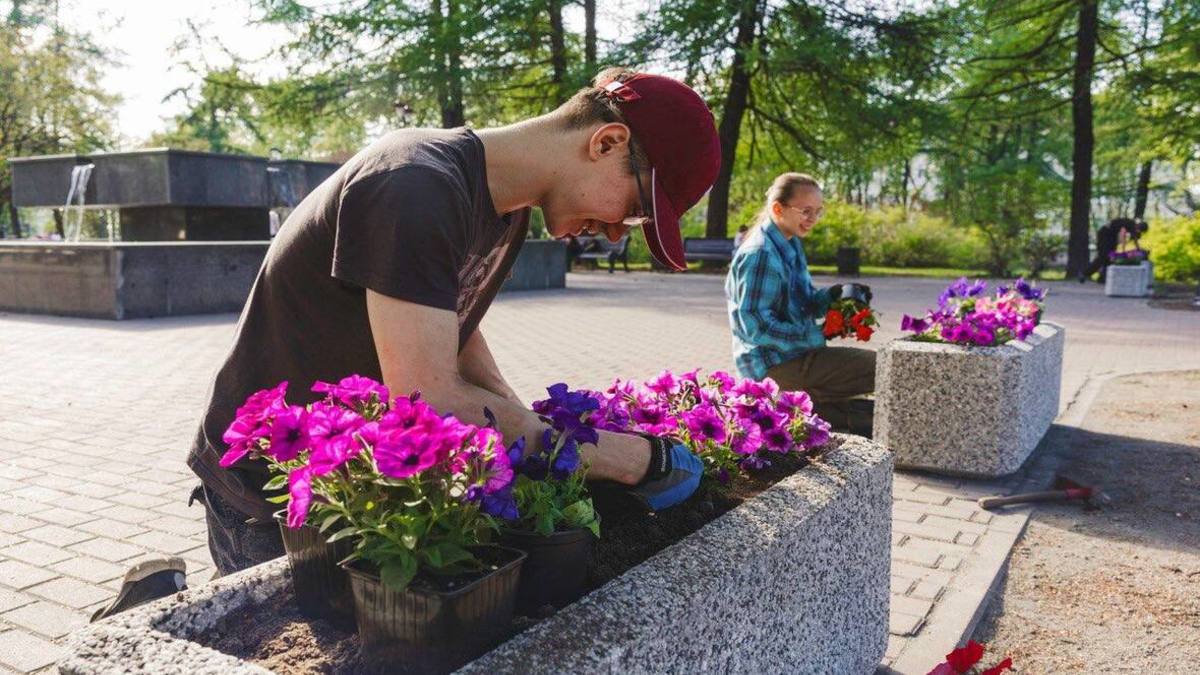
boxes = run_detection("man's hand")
[365,289,653,485]
[628,436,702,510]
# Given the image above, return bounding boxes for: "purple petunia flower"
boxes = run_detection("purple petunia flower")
[645,370,679,396]
[802,415,832,449]
[311,375,389,409]
[286,465,315,528]
[683,404,727,444]
[777,390,813,416]
[534,383,600,417]
[551,438,581,480]
[374,428,444,479]
[267,406,314,462]
[481,486,519,520]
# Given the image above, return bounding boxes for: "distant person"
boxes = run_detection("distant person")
[732,224,749,249]
[1080,217,1146,283]
[724,172,874,435]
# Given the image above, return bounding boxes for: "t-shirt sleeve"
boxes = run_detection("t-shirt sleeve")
[331,167,468,311]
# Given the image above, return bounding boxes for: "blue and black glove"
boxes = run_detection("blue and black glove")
[837,283,873,305]
[629,435,702,511]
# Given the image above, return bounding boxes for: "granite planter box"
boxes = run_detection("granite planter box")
[61,435,892,675]
[874,322,1065,477]
[1105,261,1152,297]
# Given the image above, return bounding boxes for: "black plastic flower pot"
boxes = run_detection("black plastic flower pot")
[343,545,526,675]
[836,246,861,276]
[274,513,356,630]
[499,527,594,614]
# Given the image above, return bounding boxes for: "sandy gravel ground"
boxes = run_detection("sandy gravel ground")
[972,370,1200,672]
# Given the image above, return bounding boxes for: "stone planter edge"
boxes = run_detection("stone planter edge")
[60,434,892,675]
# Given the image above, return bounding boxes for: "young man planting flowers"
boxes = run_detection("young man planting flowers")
[184,68,720,577]
[725,173,876,436]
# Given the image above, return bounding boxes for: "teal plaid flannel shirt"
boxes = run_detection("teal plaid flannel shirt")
[724,220,834,380]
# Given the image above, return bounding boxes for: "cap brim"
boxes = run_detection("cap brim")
[643,168,688,271]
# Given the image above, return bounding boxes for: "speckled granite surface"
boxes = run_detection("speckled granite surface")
[61,559,285,674]
[875,322,1064,477]
[60,435,893,675]
[462,434,893,675]
[1104,262,1152,297]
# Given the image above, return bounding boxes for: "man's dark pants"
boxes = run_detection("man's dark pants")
[191,484,284,577]
[1083,228,1118,281]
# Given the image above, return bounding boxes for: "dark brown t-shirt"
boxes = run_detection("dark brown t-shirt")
[188,128,529,519]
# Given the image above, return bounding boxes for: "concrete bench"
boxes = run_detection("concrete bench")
[574,234,630,273]
[684,237,735,263]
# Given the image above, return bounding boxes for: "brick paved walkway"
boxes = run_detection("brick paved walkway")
[1,272,1197,674]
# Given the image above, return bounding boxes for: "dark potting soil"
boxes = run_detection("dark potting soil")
[587,448,815,588]
[198,443,832,673]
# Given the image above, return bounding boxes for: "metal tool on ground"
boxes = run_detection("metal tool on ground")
[977,475,1106,510]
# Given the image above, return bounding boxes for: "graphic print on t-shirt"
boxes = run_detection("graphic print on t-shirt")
[456,248,504,325]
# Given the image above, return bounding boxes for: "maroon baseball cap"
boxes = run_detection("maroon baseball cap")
[599,74,721,271]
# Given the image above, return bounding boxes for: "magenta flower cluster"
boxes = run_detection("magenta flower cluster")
[554,370,831,481]
[901,278,1045,347]
[219,375,518,529]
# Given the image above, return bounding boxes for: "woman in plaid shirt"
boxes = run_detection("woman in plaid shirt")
[724,173,876,435]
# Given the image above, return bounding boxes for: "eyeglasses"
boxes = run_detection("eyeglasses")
[785,205,824,221]
[622,140,654,228]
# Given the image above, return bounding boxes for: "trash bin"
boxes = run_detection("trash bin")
[836,247,861,277]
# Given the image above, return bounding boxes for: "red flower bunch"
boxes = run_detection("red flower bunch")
[822,298,877,342]
[927,640,1013,675]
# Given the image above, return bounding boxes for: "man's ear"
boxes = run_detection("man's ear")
[589,123,631,160]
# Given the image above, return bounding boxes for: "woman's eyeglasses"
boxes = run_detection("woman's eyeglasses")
[785,205,824,221]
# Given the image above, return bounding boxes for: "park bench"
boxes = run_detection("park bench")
[575,234,630,273]
[684,237,735,263]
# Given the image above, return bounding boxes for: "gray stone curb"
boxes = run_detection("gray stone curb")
[60,435,893,675]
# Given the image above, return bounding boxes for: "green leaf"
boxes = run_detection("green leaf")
[262,474,288,491]
[380,555,418,591]
[561,499,595,528]
[325,526,359,543]
[319,513,342,533]
[401,533,418,550]
[265,494,290,504]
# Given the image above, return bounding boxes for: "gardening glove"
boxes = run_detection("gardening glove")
[629,435,702,511]
[840,283,873,305]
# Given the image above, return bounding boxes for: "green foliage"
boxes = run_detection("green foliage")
[0,17,119,235]
[508,467,599,538]
[801,202,987,269]
[1144,216,1200,282]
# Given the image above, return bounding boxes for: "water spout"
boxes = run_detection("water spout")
[63,163,95,242]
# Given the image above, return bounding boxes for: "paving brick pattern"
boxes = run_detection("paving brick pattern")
[1,272,1197,674]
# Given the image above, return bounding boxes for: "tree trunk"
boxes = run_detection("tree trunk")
[705,0,760,240]
[548,0,569,105]
[584,0,596,76]
[901,160,911,211]
[433,0,466,128]
[1133,160,1152,219]
[445,0,466,127]
[1066,0,1098,278]
[5,201,20,238]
